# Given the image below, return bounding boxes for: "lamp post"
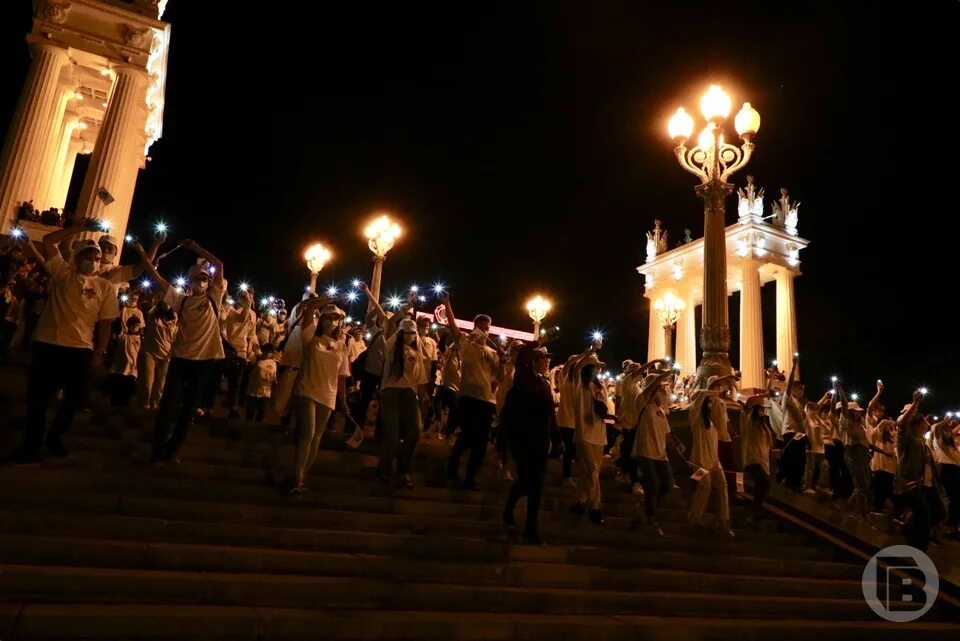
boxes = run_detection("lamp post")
[667,85,760,383]
[364,214,402,313]
[654,292,685,361]
[304,243,332,293]
[525,295,552,338]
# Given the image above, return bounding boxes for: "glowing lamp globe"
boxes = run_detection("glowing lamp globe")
[668,108,694,142]
[700,85,731,123]
[734,102,761,138]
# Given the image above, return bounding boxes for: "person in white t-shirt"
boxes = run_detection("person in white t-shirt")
[245,344,278,423]
[568,351,613,525]
[933,417,960,538]
[107,315,142,406]
[119,289,145,329]
[290,299,350,493]
[435,334,461,440]
[218,287,260,418]
[138,291,178,409]
[96,231,164,287]
[738,394,777,524]
[133,240,225,464]
[688,373,739,537]
[9,218,119,465]
[633,368,679,534]
[415,316,439,433]
[869,418,898,513]
[378,317,430,488]
[440,294,505,491]
[272,292,317,426]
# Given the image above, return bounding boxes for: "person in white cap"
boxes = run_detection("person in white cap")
[616,358,670,493]
[869,418,898,513]
[834,381,871,518]
[440,293,505,491]
[273,291,318,427]
[932,415,960,539]
[688,372,739,537]
[138,289,178,410]
[739,393,777,525]
[289,297,350,493]
[568,348,613,526]
[219,286,260,419]
[378,316,430,488]
[633,366,680,534]
[97,231,164,287]
[7,217,118,464]
[133,239,226,463]
[898,390,936,550]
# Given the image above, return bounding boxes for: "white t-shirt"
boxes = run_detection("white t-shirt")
[221,306,257,358]
[381,334,428,391]
[617,376,643,430]
[110,332,141,377]
[840,415,869,447]
[164,282,225,361]
[34,253,119,349]
[348,338,367,364]
[120,305,145,330]
[247,358,278,398]
[740,411,773,473]
[142,306,177,360]
[781,395,805,434]
[294,329,349,410]
[870,427,898,474]
[636,402,670,460]
[440,344,461,392]
[256,315,279,347]
[458,332,499,404]
[556,370,579,429]
[689,391,722,470]
[99,263,139,286]
[805,413,825,454]
[575,380,607,446]
[421,334,438,365]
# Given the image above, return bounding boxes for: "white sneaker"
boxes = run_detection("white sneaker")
[502,470,515,482]
[802,489,817,495]
[632,482,644,496]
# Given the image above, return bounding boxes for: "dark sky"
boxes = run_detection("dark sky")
[2,1,957,411]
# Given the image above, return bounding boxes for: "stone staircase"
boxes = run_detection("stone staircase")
[1,370,959,638]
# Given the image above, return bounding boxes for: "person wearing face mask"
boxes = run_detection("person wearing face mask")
[96,232,164,288]
[6,218,119,465]
[415,316,439,433]
[440,293,505,491]
[378,317,430,488]
[138,291,178,410]
[218,288,260,419]
[119,289,144,329]
[289,298,350,493]
[688,374,739,537]
[133,240,226,464]
[272,308,288,350]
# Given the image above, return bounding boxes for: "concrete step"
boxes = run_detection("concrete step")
[3,604,958,641]
[0,487,831,561]
[0,466,793,536]
[0,510,859,580]
[0,564,910,620]
[0,534,866,599]
[52,434,742,507]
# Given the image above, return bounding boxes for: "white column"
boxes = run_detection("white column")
[674,290,696,376]
[42,113,80,209]
[49,137,84,211]
[776,270,798,377]
[35,84,72,210]
[76,65,148,241]
[647,298,665,361]
[739,261,764,389]
[0,40,70,234]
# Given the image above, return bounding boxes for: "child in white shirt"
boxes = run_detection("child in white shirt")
[108,316,143,406]
[245,344,278,423]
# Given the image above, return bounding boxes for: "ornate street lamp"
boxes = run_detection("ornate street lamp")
[668,85,760,382]
[304,243,332,293]
[654,291,685,361]
[364,214,402,313]
[525,295,552,338]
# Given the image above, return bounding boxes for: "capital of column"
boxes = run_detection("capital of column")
[26,36,71,62]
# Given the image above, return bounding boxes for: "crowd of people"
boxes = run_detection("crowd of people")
[2,219,959,551]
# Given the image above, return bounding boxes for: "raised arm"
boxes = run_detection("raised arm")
[868,379,884,416]
[41,216,90,260]
[182,239,223,283]
[359,282,386,324]
[834,381,849,418]
[781,354,799,411]
[439,292,461,343]
[899,389,923,427]
[384,302,413,339]
[131,242,171,292]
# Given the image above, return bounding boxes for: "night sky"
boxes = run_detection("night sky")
[1,1,957,410]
